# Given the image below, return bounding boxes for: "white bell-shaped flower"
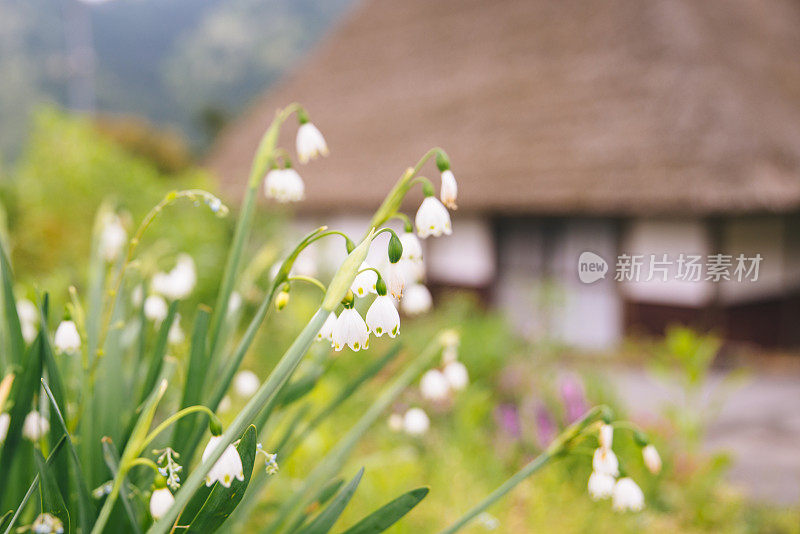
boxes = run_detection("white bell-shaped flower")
[23,411,49,441]
[440,169,458,210]
[400,231,423,263]
[403,407,430,436]
[152,254,197,300]
[420,369,450,401]
[31,513,64,534]
[168,315,185,345]
[588,471,615,500]
[332,308,369,352]
[599,424,613,450]
[384,262,405,299]
[0,413,10,443]
[264,168,305,203]
[100,214,127,262]
[202,435,245,488]
[350,262,378,298]
[401,284,432,315]
[642,444,662,474]
[54,320,81,353]
[144,295,168,323]
[415,196,452,238]
[296,122,329,164]
[149,487,175,519]
[612,477,645,512]
[316,312,336,342]
[592,447,619,477]
[233,370,260,397]
[16,299,38,325]
[443,361,469,391]
[366,295,400,338]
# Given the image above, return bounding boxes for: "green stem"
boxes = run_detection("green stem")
[147,308,329,534]
[143,405,217,449]
[439,406,607,534]
[390,213,413,233]
[129,457,160,473]
[287,276,327,293]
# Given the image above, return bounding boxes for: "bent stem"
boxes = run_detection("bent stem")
[439,406,608,534]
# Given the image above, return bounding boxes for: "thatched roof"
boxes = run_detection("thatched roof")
[207,0,800,216]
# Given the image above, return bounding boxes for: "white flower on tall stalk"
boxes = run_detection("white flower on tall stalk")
[22,411,49,441]
[415,196,452,238]
[351,262,377,298]
[642,444,662,474]
[599,424,613,450]
[31,513,64,534]
[54,320,81,354]
[588,471,615,500]
[316,312,336,342]
[18,299,39,344]
[202,435,244,488]
[401,284,432,315]
[366,295,400,338]
[264,168,305,203]
[149,487,175,519]
[144,295,168,323]
[420,369,450,402]
[168,316,184,345]
[388,413,404,432]
[99,214,127,262]
[0,413,9,442]
[443,361,469,391]
[403,408,430,436]
[384,262,405,299]
[296,122,328,164]
[152,254,197,300]
[612,477,645,512]
[592,447,619,477]
[233,370,260,397]
[440,169,458,210]
[332,308,369,352]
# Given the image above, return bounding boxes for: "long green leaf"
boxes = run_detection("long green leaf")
[340,487,429,534]
[2,437,66,534]
[0,511,11,532]
[296,467,364,534]
[101,437,142,534]
[173,307,211,455]
[34,448,70,532]
[0,240,25,367]
[185,425,257,533]
[282,478,343,534]
[41,380,94,532]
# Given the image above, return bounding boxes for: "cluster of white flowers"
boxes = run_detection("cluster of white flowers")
[419,337,468,403]
[31,513,64,534]
[587,424,654,512]
[0,410,51,444]
[263,117,328,203]
[17,298,39,344]
[151,254,197,301]
[388,407,430,436]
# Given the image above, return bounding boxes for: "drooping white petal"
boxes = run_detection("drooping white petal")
[350,261,378,298]
[0,413,10,442]
[264,168,305,203]
[202,436,245,488]
[151,255,197,300]
[399,232,423,263]
[22,411,49,441]
[443,361,469,390]
[366,295,400,338]
[612,477,645,512]
[296,122,329,164]
[16,299,38,325]
[233,370,260,397]
[332,308,369,352]
[415,197,452,238]
[401,284,432,315]
[168,315,185,344]
[420,369,450,401]
[592,447,620,477]
[317,312,337,342]
[643,444,662,474]
[149,487,175,519]
[384,262,405,299]
[440,169,458,210]
[144,295,168,323]
[588,471,615,500]
[54,320,81,353]
[403,408,430,436]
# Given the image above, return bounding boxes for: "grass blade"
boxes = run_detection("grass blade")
[172,307,211,456]
[0,241,25,367]
[340,487,429,534]
[101,437,142,534]
[34,448,70,532]
[296,467,364,534]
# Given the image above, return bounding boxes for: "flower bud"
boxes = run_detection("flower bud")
[275,290,290,310]
[375,277,388,297]
[208,415,223,437]
[435,150,450,172]
[388,233,403,264]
